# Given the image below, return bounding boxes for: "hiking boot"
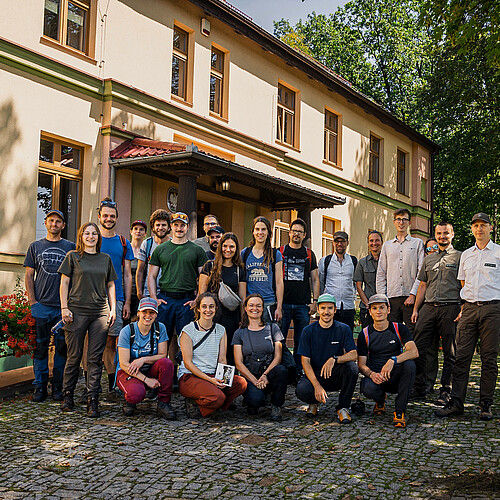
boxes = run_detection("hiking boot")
[33,387,48,403]
[52,387,63,401]
[145,388,158,401]
[60,391,74,412]
[409,388,426,401]
[373,393,386,415]
[436,388,451,406]
[157,401,177,420]
[337,408,352,424]
[122,401,136,417]
[393,411,406,428]
[270,405,283,421]
[305,403,319,417]
[185,398,201,419]
[479,401,493,421]
[435,400,463,418]
[87,397,100,418]
[105,388,122,403]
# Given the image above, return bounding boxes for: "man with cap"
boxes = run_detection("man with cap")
[24,209,75,401]
[357,294,418,428]
[205,225,225,260]
[436,213,500,420]
[193,214,219,252]
[116,297,176,420]
[318,231,358,332]
[295,293,358,423]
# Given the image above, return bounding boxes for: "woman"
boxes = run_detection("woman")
[128,219,147,320]
[241,216,283,324]
[424,238,438,256]
[178,293,247,418]
[198,232,246,365]
[58,222,117,418]
[233,294,288,421]
[116,297,176,419]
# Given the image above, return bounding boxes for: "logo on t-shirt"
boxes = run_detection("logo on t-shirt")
[39,247,68,275]
[248,267,269,282]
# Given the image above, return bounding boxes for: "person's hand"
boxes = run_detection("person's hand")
[274,306,282,322]
[411,310,418,323]
[370,371,385,384]
[454,310,462,322]
[320,357,336,379]
[62,308,73,324]
[380,359,395,381]
[212,377,226,389]
[108,309,116,327]
[256,374,269,389]
[128,358,146,375]
[144,377,160,389]
[404,295,416,306]
[184,299,196,308]
[123,302,131,319]
[314,384,328,404]
[308,302,317,315]
[154,297,167,305]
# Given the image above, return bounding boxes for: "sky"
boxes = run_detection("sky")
[226,0,349,34]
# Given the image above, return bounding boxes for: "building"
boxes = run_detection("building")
[0,0,437,294]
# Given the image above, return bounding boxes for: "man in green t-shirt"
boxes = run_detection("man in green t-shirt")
[148,212,207,339]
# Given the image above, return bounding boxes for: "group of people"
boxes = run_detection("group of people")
[24,201,499,426]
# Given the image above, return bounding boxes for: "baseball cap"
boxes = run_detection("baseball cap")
[317,293,336,305]
[170,212,189,224]
[208,225,225,235]
[131,219,147,230]
[138,297,159,313]
[367,294,390,306]
[45,209,65,222]
[333,231,348,241]
[471,212,490,224]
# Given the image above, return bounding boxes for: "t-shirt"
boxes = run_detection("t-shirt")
[280,245,318,305]
[149,240,207,293]
[232,324,284,365]
[242,248,283,303]
[297,320,357,372]
[177,321,225,378]
[137,237,162,297]
[116,321,168,372]
[357,322,412,372]
[100,235,134,302]
[193,235,210,252]
[23,238,75,307]
[58,251,117,315]
[201,261,246,294]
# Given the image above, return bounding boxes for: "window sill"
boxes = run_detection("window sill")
[40,36,97,65]
[275,140,300,153]
[322,159,342,171]
[171,94,193,107]
[209,111,228,123]
[397,190,410,198]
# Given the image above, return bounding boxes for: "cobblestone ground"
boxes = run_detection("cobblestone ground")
[0,355,498,499]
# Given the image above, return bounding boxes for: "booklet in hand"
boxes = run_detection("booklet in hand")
[215,363,235,387]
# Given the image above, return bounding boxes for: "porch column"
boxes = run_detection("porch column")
[297,205,313,248]
[176,169,199,240]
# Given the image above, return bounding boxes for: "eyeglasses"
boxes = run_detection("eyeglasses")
[394,218,410,223]
[290,229,305,235]
[426,244,439,253]
[100,200,117,208]
[204,221,217,227]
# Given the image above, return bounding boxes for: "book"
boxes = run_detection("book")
[215,363,235,387]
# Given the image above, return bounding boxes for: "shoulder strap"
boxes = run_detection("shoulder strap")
[279,245,286,278]
[306,247,312,268]
[242,246,252,265]
[325,253,333,271]
[351,255,358,270]
[129,323,136,349]
[119,235,127,267]
[363,325,370,350]
[193,323,216,352]
[146,237,154,262]
[272,248,278,293]
[392,322,404,351]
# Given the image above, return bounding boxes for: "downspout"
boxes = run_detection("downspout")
[110,164,116,201]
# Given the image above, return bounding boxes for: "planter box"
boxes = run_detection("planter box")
[0,354,33,373]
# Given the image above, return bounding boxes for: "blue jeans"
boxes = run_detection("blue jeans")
[280,304,310,373]
[157,293,195,339]
[31,303,66,389]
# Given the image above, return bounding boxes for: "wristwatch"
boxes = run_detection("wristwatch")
[391,356,398,365]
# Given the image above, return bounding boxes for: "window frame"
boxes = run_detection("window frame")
[322,216,341,257]
[276,81,300,150]
[209,43,229,120]
[323,108,342,168]
[369,134,383,185]
[397,148,408,195]
[171,22,195,105]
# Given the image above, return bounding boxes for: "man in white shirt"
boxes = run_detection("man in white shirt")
[436,212,500,420]
[376,208,424,335]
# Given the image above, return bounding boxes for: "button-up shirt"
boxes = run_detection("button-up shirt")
[417,246,462,303]
[353,253,379,310]
[458,240,500,302]
[376,235,424,298]
[319,253,356,309]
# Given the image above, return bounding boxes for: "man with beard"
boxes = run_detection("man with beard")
[193,214,219,252]
[205,225,225,260]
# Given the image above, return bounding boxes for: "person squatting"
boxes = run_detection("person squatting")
[25,204,499,425]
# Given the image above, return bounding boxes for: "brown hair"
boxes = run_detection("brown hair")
[192,292,218,321]
[207,233,242,292]
[249,216,273,270]
[240,293,265,328]
[76,222,101,255]
[149,209,171,232]
[394,208,411,219]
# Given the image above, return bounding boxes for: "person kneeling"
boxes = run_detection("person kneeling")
[116,298,176,420]
[295,294,358,424]
[357,294,418,428]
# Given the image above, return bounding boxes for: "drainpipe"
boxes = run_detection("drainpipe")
[110,164,116,201]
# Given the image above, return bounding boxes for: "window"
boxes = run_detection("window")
[210,47,225,116]
[43,0,92,55]
[171,27,189,100]
[277,83,298,147]
[369,135,381,184]
[273,211,291,247]
[324,110,340,165]
[421,177,428,201]
[322,217,341,257]
[36,136,82,241]
[397,149,407,194]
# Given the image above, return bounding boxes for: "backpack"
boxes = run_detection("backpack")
[242,246,279,292]
[278,245,312,279]
[144,236,155,263]
[362,322,404,355]
[118,234,128,267]
[321,253,358,291]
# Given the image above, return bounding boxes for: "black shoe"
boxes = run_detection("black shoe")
[60,391,74,412]
[87,397,100,418]
[185,398,201,419]
[409,389,426,401]
[157,401,177,420]
[145,388,158,401]
[270,405,283,421]
[52,387,63,401]
[33,387,48,402]
[436,388,451,406]
[435,400,463,418]
[479,401,493,421]
[122,401,135,417]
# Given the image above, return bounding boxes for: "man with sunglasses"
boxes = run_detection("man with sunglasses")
[410,222,462,403]
[376,208,424,335]
[193,214,219,252]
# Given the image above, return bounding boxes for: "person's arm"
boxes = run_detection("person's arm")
[379,341,419,381]
[411,281,427,323]
[198,273,209,296]
[25,267,37,306]
[256,341,282,389]
[358,354,385,385]
[59,274,73,324]
[410,240,425,297]
[310,268,320,314]
[122,260,132,319]
[318,259,325,294]
[135,259,146,300]
[147,265,161,301]
[238,281,247,315]
[320,349,357,379]
[356,282,369,308]
[117,344,164,390]
[234,344,260,386]
[218,332,227,365]
[376,245,387,295]
[274,260,284,321]
[302,356,328,404]
[107,281,116,326]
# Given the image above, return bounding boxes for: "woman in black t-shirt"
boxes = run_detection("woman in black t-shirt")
[198,233,246,365]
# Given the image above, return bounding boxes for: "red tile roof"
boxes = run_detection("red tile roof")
[110,138,187,159]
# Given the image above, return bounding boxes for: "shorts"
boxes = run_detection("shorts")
[107,300,124,337]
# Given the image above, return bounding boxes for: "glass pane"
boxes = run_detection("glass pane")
[398,151,405,165]
[59,177,79,241]
[44,0,60,40]
[277,109,283,141]
[39,139,54,163]
[326,112,337,132]
[173,29,187,53]
[211,49,223,71]
[323,218,334,234]
[323,238,333,257]
[66,1,87,51]
[210,75,222,114]
[284,110,294,145]
[371,136,379,153]
[280,229,289,245]
[421,178,427,200]
[328,132,337,164]
[61,145,80,170]
[398,167,405,193]
[370,154,379,183]
[36,173,53,240]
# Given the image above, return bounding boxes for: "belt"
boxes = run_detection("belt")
[426,302,461,307]
[160,291,195,299]
[466,300,500,306]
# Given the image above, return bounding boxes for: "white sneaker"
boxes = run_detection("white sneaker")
[306,403,319,417]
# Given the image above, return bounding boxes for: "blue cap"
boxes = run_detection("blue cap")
[45,209,65,222]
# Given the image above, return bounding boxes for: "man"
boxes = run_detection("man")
[205,225,225,260]
[279,218,320,379]
[357,294,418,428]
[376,208,424,335]
[98,198,134,396]
[193,214,219,252]
[24,210,75,401]
[318,231,357,332]
[136,209,171,300]
[410,222,462,404]
[354,230,383,328]
[148,212,207,339]
[295,293,358,423]
[436,213,500,420]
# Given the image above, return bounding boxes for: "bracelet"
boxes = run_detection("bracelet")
[62,307,69,310]
[143,376,147,382]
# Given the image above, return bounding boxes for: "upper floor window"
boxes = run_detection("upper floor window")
[322,216,341,257]
[277,83,298,147]
[421,177,428,201]
[369,135,382,184]
[273,211,291,247]
[210,47,225,116]
[324,110,340,166]
[172,27,189,100]
[397,149,407,195]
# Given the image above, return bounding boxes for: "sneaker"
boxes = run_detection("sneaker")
[436,388,451,406]
[122,401,135,417]
[409,388,426,401]
[52,387,63,402]
[157,401,177,420]
[60,391,74,412]
[435,400,463,418]
[393,411,406,428]
[373,394,386,415]
[33,387,48,403]
[479,401,493,421]
[87,397,100,418]
[185,398,201,419]
[337,408,352,424]
[270,405,283,421]
[305,403,319,417]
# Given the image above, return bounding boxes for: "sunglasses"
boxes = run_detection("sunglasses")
[171,213,189,224]
[426,244,439,252]
[100,200,117,208]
